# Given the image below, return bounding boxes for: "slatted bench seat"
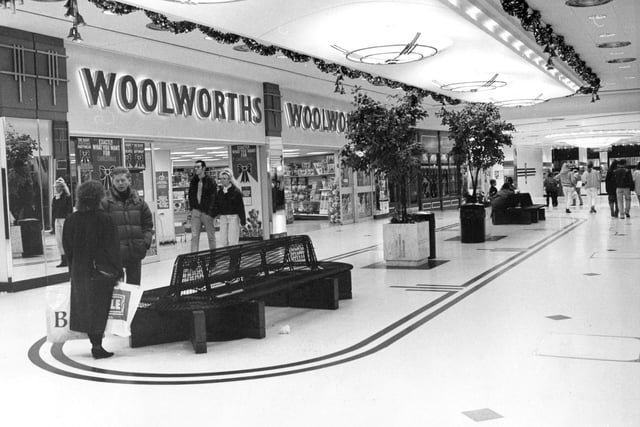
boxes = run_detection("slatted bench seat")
[130,235,353,353]
[492,192,546,225]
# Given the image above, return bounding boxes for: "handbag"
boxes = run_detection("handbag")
[45,284,86,343]
[92,259,120,281]
[105,282,143,337]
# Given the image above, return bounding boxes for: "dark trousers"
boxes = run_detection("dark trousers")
[122,259,142,285]
[545,192,558,207]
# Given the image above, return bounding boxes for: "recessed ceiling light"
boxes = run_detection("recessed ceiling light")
[599,33,616,38]
[597,41,631,48]
[233,44,251,52]
[624,76,636,80]
[196,146,225,150]
[609,51,626,55]
[618,65,632,69]
[607,57,636,63]
[565,0,613,7]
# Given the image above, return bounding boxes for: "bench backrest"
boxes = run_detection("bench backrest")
[166,235,319,298]
[515,192,534,207]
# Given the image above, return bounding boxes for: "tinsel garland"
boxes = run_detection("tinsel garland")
[500,0,600,94]
[87,0,138,15]
[144,11,196,34]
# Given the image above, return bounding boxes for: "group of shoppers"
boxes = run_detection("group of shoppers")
[188,161,247,251]
[548,160,640,217]
[59,162,247,359]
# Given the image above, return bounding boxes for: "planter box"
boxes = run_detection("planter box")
[382,221,431,267]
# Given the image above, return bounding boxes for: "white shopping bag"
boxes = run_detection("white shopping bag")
[45,284,86,344]
[105,282,143,337]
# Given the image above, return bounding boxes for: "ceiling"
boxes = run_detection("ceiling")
[2,0,639,151]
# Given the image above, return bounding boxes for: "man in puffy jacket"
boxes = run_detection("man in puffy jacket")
[102,167,154,285]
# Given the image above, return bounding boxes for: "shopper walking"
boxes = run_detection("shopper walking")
[613,159,633,219]
[543,172,558,208]
[188,160,217,252]
[633,162,640,206]
[605,160,618,217]
[63,180,121,359]
[582,162,600,214]
[213,168,246,247]
[51,177,73,267]
[558,163,575,213]
[102,167,154,285]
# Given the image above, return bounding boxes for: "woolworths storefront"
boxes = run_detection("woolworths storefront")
[0,29,355,291]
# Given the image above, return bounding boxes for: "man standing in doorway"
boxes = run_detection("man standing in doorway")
[188,160,217,252]
[102,167,154,285]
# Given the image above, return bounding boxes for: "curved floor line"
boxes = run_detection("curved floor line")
[28,218,585,384]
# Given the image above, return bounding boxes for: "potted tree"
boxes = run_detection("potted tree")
[341,89,430,265]
[439,103,515,243]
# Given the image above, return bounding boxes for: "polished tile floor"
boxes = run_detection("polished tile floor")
[1,197,639,427]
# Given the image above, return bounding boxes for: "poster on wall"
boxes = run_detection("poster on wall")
[71,137,122,187]
[125,143,146,171]
[155,171,170,209]
[230,145,262,239]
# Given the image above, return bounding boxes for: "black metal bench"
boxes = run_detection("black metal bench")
[130,235,353,353]
[492,192,546,225]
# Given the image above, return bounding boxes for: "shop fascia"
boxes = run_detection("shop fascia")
[79,68,263,124]
[284,101,347,134]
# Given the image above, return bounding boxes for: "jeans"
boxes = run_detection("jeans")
[190,209,216,252]
[563,186,574,210]
[54,218,65,255]
[616,187,631,217]
[218,214,240,247]
[585,187,598,208]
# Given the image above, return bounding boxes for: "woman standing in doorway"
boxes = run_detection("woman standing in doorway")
[213,169,246,247]
[51,177,72,267]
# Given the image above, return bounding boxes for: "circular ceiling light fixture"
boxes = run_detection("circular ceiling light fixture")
[232,44,252,52]
[332,32,438,65]
[565,0,613,7]
[597,41,631,48]
[145,23,168,31]
[440,80,506,93]
[494,99,547,108]
[607,57,636,63]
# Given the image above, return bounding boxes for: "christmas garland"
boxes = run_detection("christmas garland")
[500,0,600,95]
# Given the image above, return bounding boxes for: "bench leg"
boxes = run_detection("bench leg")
[130,308,191,348]
[204,300,266,340]
[337,271,352,300]
[190,310,207,354]
[289,277,339,310]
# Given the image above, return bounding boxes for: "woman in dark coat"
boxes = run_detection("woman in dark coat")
[62,180,121,359]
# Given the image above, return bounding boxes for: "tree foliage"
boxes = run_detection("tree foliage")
[341,89,428,221]
[4,126,38,167]
[439,103,515,201]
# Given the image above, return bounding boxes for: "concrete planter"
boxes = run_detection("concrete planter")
[382,221,431,267]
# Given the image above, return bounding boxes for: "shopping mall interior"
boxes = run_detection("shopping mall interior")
[1,0,639,426]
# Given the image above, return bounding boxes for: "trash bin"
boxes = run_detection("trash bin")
[17,218,43,257]
[411,211,436,259]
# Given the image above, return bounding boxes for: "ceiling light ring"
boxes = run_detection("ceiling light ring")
[440,80,507,93]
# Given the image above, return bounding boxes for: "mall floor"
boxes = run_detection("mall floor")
[1,196,639,427]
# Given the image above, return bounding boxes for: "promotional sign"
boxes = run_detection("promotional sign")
[230,145,262,239]
[71,137,122,186]
[125,143,146,170]
[155,171,170,210]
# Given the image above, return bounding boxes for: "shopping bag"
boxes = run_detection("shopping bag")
[105,282,143,337]
[45,284,86,344]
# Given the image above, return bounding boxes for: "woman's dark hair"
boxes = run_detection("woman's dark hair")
[75,180,105,211]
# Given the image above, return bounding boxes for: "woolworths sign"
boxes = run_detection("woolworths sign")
[284,102,347,134]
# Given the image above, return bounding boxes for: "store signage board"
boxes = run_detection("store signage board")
[284,101,347,134]
[79,68,263,125]
[71,136,122,186]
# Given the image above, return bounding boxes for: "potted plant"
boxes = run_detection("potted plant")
[439,103,515,243]
[341,89,430,265]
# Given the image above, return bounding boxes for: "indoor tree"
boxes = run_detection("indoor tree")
[439,102,515,203]
[341,89,428,222]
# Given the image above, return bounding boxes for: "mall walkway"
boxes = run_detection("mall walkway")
[1,197,639,427]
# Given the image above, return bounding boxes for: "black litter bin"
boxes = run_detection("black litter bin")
[17,218,44,257]
[411,211,436,259]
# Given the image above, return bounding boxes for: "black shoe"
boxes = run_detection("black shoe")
[566,209,571,213]
[590,207,596,213]
[91,347,114,359]
[626,213,630,218]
